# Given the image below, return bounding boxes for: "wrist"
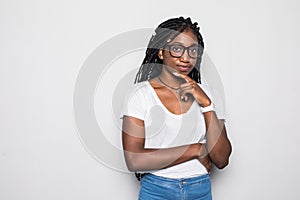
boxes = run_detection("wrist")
[200,102,215,113]
[198,98,211,107]
[199,144,208,158]
[192,143,202,159]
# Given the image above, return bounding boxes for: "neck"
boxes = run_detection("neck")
[159,68,185,86]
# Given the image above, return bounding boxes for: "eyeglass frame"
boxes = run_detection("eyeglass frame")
[165,43,202,59]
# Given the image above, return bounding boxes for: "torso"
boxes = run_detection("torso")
[134,80,208,178]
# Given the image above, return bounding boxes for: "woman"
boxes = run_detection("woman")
[121,16,232,200]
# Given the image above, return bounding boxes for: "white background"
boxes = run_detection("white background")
[1,0,300,199]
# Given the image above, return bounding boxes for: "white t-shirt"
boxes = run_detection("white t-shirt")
[121,81,225,178]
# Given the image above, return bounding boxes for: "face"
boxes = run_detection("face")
[158,29,199,75]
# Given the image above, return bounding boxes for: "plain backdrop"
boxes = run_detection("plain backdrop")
[1,0,300,199]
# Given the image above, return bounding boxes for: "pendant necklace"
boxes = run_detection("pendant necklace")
[158,76,180,93]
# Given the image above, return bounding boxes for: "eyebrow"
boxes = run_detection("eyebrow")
[169,42,199,46]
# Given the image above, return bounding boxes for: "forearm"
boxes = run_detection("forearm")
[122,115,207,172]
[203,111,232,169]
[123,142,206,172]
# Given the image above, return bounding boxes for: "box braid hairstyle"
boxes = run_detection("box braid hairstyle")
[134,17,205,181]
[134,16,204,84]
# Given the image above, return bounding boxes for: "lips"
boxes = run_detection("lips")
[176,65,190,72]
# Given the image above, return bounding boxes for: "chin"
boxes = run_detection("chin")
[180,70,192,75]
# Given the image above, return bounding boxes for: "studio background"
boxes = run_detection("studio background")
[1,0,299,199]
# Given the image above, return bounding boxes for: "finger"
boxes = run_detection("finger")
[179,88,195,102]
[199,158,212,173]
[180,80,195,87]
[180,88,195,97]
[180,85,193,91]
[180,95,188,102]
[180,91,192,102]
[207,162,212,173]
[180,82,197,90]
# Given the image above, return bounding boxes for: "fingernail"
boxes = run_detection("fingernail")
[173,72,179,76]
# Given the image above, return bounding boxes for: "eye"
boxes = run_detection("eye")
[189,46,198,54]
[170,45,183,52]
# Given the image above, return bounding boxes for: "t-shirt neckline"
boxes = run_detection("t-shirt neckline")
[145,81,196,117]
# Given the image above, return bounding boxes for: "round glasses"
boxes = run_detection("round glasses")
[166,44,200,59]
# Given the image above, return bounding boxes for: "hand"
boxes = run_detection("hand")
[198,144,212,173]
[199,154,212,173]
[173,72,211,107]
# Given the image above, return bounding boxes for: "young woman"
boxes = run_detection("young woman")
[121,16,232,200]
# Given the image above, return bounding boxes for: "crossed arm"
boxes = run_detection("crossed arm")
[122,113,231,172]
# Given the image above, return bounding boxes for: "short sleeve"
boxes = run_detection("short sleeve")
[198,84,226,120]
[120,84,147,120]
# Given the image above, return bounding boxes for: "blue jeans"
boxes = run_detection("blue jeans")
[138,173,212,200]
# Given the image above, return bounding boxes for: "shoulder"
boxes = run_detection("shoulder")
[128,81,150,95]
[124,81,151,101]
[121,81,151,119]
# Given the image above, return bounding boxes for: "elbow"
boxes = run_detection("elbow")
[214,159,229,169]
[124,154,144,172]
[127,165,138,172]
[211,149,232,169]
[126,161,140,172]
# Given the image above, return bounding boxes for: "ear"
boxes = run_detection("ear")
[158,49,164,60]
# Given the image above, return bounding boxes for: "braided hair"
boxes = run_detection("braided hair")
[134,16,205,84]
[134,17,205,181]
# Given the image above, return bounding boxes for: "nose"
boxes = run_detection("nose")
[180,50,190,62]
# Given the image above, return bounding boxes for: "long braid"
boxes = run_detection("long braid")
[133,17,205,181]
[135,16,205,84]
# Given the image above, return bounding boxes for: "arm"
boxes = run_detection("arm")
[198,144,212,173]
[203,114,232,169]
[174,72,232,169]
[122,115,207,172]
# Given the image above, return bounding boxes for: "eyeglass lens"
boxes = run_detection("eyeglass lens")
[168,44,199,58]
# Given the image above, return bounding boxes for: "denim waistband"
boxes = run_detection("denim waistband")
[143,173,210,186]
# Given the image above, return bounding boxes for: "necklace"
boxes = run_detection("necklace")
[158,76,180,93]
